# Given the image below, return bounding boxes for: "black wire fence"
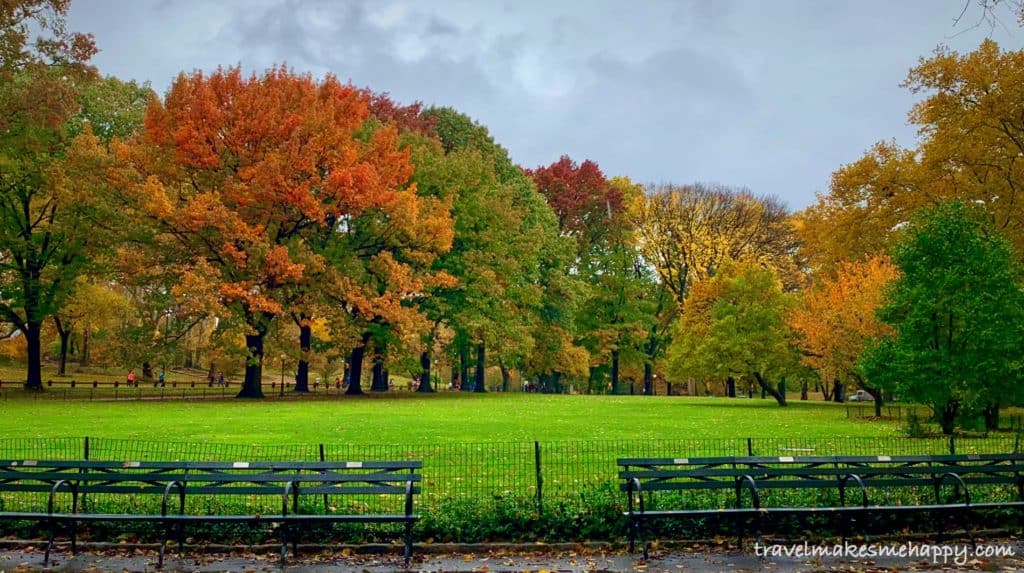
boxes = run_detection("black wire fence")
[0,434,1019,505]
[2,435,1022,542]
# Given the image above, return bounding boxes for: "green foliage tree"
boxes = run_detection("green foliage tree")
[419,107,560,392]
[859,202,1024,434]
[668,261,803,406]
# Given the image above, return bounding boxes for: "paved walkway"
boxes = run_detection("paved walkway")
[3,541,1024,572]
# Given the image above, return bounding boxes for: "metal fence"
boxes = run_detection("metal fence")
[0,434,1019,508]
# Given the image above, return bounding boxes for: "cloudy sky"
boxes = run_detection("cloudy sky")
[70,0,1022,210]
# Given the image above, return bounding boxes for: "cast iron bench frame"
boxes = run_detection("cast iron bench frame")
[619,453,1024,559]
[0,459,421,568]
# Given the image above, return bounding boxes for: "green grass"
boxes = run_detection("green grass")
[0,392,899,444]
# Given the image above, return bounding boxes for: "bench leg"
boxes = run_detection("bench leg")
[280,522,288,567]
[44,518,56,566]
[158,530,165,569]
[736,512,744,550]
[960,507,976,548]
[638,517,648,560]
[627,515,636,553]
[44,517,74,566]
[404,519,414,568]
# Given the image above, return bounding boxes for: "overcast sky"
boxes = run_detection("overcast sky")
[69,0,1022,210]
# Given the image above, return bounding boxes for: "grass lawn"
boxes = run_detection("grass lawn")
[0,392,899,445]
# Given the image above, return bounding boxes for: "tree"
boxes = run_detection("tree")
[635,183,800,307]
[530,159,648,393]
[119,67,430,398]
[798,40,1024,272]
[669,262,802,406]
[418,108,557,393]
[0,0,100,389]
[859,202,1024,434]
[789,255,899,415]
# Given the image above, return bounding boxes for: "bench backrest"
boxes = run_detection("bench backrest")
[0,459,422,496]
[618,454,1024,493]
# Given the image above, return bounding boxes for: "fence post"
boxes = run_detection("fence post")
[949,433,956,455]
[319,443,328,511]
[82,436,90,510]
[534,441,543,516]
[747,437,753,456]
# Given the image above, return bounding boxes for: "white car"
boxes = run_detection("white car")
[847,390,872,402]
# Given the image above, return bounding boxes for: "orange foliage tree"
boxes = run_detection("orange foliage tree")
[116,67,429,397]
[788,255,899,412]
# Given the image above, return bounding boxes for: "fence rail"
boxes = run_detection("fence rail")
[0,380,484,401]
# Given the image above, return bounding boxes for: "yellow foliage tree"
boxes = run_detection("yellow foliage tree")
[799,40,1024,271]
[788,255,899,413]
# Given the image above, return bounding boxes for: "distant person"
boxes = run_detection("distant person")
[218,372,225,386]
[126,369,135,387]
[158,371,165,387]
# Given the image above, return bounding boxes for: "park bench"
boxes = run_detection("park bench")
[0,459,421,568]
[619,453,1024,559]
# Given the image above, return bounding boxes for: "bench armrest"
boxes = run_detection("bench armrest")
[47,480,78,515]
[405,479,415,518]
[626,477,645,516]
[934,472,971,506]
[838,474,869,508]
[734,475,761,510]
[161,481,186,517]
[282,481,299,517]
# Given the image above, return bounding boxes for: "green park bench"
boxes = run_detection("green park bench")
[0,459,421,568]
[618,453,1024,559]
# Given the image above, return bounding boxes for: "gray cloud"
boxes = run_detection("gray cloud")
[70,0,1023,209]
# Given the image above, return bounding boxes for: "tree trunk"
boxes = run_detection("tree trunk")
[474,341,486,393]
[983,401,1000,431]
[346,332,370,395]
[610,349,620,395]
[753,372,786,406]
[869,387,883,417]
[552,371,563,393]
[417,350,434,393]
[939,400,960,435]
[643,361,654,396]
[371,339,388,392]
[80,329,90,367]
[818,381,831,401]
[726,376,736,398]
[236,333,266,398]
[499,360,511,392]
[459,340,470,392]
[54,316,71,377]
[450,360,458,390]
[832,379,845,403]
[294,318,311,393]
[24,323,43,390]
[142,362,153,381]
[800,380,808,401]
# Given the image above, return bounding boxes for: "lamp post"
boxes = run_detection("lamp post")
[279,354,285,397]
